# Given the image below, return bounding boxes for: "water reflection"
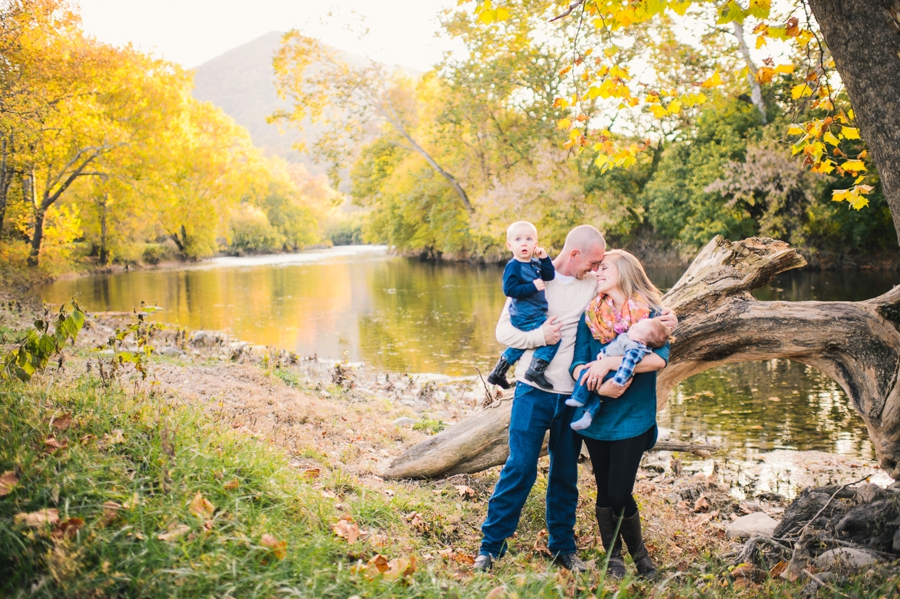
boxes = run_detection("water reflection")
[41,247,898,459]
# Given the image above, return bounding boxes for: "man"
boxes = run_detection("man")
[474,225,676,572]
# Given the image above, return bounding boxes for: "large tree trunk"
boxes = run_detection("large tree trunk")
[383,237,900,480]
[807,0,900,245]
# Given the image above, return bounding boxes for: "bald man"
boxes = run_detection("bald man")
[474,226,676,572]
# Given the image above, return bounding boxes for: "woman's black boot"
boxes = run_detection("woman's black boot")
[486,356,512,389]
[595,506,626,579]
[524,357,552,389]
[620,510,657,580]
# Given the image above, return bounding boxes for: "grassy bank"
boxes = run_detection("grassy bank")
[0,297,898,597]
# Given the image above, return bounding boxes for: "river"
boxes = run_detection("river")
[41,245,899,463]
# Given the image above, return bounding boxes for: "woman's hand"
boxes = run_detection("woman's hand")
[583,358,614,392]
[658,308,678,332]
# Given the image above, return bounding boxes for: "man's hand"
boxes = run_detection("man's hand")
[533,279,546,292]
[658,308,678,332]
[534,246,548,259]
[541,316,562,345]
[598,377,631,398]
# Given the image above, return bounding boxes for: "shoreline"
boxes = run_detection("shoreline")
[18,241,900,286]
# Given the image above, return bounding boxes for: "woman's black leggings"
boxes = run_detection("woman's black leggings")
[580,426,655,519]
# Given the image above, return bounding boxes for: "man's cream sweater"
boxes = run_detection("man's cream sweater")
[495,272,598,394]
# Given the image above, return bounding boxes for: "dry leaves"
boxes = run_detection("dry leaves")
[157,523,191,542]
[15,508,59,527]
[454,485,476,500]
[332,514,361,544]
[486,586,507,599]
[260,533,287,559]
[104,429,125,445]
[302,468,320,479]
[356,554,417,581]
[44,436,68,452]
[100,501,121,526]
[693,495,710,512]
[438,548,475,565]
[51,413,73,431]
[223,479,240,490]
[0,471,19,497]
[53,517,84,539]
[188,492,215,520]
[406,511,426,532]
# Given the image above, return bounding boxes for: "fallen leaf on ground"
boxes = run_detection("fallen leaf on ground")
[694,495,710,512]
[260,533,287,559]
[769,560,788,578]
[53,517,84,539]
[361,554,390,579]
[223,479,239,490]
[78,434,96,445]
[451,551,475,566]
[104,429,125,445]
[406,511,426,532]
[485,586,506,599]
[100,501,121,525]
[44,436,68,452]
[302,468,320,479]
[157,523,190,541]
[51,413,73,431]
[15,508,60,527]
[383,555,417,581]
[454,485,476,499]
[0,471,18,496]
[332,515,360,544]
[188,491,215,519]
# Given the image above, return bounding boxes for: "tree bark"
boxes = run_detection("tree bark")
[383,237,900,480]
[732,20,767,124]
[807,0,900,245]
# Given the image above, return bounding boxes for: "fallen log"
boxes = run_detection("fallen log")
[382,400,719,479]
[383,237,900,480]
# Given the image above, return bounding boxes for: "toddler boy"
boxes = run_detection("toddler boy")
[487,221,559,390]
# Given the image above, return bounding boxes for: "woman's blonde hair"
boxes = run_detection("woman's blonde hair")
[603,249,664,311]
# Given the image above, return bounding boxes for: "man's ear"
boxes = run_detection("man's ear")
[568,249,580,262]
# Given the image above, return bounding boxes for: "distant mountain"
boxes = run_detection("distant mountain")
[191,31,420,176]
[192,31,310,168]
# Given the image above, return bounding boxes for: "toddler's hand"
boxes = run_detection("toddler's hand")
[533,279,546,291]
[534,246,547,259]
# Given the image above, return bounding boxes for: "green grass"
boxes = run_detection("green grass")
[1,372,897,598]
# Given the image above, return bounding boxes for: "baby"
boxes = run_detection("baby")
[567,316,669,431]
[486,221,559,390]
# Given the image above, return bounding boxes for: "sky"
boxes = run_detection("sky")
[76,0,462,70]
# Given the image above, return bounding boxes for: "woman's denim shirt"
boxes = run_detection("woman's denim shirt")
[568,312,670,445]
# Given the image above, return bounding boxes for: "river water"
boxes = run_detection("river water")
[41,245,898,463]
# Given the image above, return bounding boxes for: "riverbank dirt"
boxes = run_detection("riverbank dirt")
[2,293,898,594]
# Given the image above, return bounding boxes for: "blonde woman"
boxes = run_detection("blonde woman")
[569,249,674,580]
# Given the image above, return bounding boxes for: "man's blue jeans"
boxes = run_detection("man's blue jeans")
[502,312,561,365]
[479,382,582,558]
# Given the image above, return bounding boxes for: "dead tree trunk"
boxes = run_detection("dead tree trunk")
[383,237,900,480]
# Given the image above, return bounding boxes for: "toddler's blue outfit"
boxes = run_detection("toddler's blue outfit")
[501,256,559,365]
[566,331,651,431]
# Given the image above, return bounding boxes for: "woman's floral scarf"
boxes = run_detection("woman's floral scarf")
[585,293,652,343]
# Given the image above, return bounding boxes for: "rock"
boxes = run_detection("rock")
[190,331,212,346]
[726,512,779,540]
[894,526,900,553]
[392,417,417,427]
[814,548,877,570]
[159,346,184,357]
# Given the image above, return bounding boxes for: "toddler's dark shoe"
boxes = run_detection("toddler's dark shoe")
[486,356,512,389]
[524,357,552,389]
